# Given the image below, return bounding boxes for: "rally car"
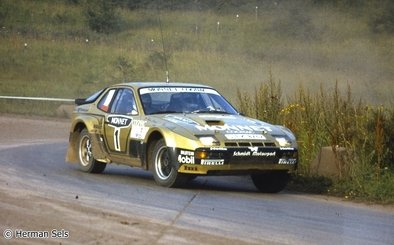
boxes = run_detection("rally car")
[66,82,298,193]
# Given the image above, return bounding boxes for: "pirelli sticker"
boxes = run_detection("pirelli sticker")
[201,159,224,165]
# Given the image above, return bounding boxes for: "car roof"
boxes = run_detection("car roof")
[113,82,214,90]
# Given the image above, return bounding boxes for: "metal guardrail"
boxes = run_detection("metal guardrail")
[0,96,74,102]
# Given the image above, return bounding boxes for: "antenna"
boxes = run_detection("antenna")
[166,71,169,83]
[158,10,170,83]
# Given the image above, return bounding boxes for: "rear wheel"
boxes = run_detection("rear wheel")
[78,129,106,173]
[150,139,186,187]
[251,171,290,193]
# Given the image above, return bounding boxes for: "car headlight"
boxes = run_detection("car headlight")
[198,136,219,146]
[275,137,292,147]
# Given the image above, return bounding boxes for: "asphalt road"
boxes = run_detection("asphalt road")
[0,115,393,244]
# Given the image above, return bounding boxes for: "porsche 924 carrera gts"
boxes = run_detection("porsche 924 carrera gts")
[66,82,298,192]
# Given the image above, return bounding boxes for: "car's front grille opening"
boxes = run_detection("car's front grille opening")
[224,142,276,147]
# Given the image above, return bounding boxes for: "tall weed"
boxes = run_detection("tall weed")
[237,74,394,202]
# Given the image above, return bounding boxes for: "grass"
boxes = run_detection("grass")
[0,0,393,202]
[1,1,393,102]
[237,76,394,204]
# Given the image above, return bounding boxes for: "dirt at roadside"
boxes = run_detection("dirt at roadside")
[0,113,70,143]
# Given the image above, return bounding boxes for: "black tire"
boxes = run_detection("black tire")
[251,171,290,193]
[77,129,106,173]
[150,139,187,187]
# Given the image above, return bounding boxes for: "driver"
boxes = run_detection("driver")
[141,93,154,114]
[181,93,204,112]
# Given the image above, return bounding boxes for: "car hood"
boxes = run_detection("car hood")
[150,113,291,143]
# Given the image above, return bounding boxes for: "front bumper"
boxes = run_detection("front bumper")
[175,147,298,175]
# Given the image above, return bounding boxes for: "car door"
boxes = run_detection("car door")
[102,88,137,155]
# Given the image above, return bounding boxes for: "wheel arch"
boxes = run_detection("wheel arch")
[66,120,88,163]
[144,130,164,170]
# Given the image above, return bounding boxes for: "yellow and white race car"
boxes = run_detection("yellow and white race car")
[66,82,298,192]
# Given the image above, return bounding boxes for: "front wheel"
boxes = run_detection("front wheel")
[251,171,290,193]
[78,129,106,173]
[150,139,187,187]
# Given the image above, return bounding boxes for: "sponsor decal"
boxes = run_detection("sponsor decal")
[140,87,219,95]
[183,165,198,171]
[180,150,194,155]
[201,159,224,165]
[130,120,149,139]
[280,147,295,150]
[178,150,195,164]
[165,115,199,125]
[196,124,270,133]
[106,115,132,152]
[248,147,276,156]
[278,158,297,164]
[107,115,132,128]
[210,147,227,151]
[225,134,266,140]
[233,151,251,156]
[251,151,276,157]
[77,108,88,113]
[233,149,276,157]
[248,146,258,152]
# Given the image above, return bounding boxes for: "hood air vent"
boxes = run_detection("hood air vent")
[205,120,224,126]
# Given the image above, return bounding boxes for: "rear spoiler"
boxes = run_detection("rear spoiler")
[75,98,89,105]
[74,88,106,106]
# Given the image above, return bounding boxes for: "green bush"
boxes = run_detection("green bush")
[85,0,122,34]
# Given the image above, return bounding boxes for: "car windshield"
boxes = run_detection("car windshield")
[139,86,238,115]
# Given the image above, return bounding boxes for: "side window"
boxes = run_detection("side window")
[97,89,116,112]
[111,89,138,115]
